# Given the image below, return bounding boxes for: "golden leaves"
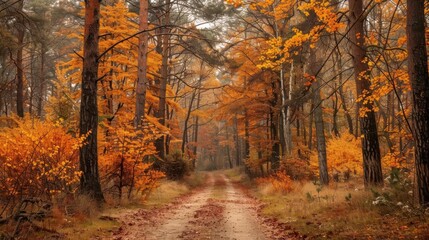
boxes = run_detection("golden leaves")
[0,116,84,198]
[310,132,363,175]
[298,0,345,33]
[225,0,243,8]
[255,171,294,193]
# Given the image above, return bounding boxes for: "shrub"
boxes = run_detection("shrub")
[280,156,313,181]
[0,116,83,209]
[157,151,189,180]
[99,117,165,200]
[310,132,362,178]
[256,171,294,193]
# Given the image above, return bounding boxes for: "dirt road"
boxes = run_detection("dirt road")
[108,172,294,240]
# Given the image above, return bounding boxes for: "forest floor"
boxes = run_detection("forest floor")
[103,172,297,240]
[100,169,429,240]
[8,170,428,239]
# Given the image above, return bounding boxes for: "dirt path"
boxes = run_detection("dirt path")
[108,172,291,240]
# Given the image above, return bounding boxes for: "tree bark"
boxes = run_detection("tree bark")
[308,100,314,150]
[349,0,383,186]
[79,0,104,203]
[234,114,241,166]
[285,62,293,154]
[192,90,201,169]
[313,83,329,185]
[16,0,24,117]
[135,0,149,128]
[155,0,170,160]
[37,43,46,118]
[309,46,329,185]
[406,0,429,206]
[244,109,250,159]
[226,125,233,169]
[181,89,196,154]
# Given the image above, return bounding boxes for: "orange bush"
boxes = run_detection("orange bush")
[256,171,294,193]
[0,116,83,202]
[310,132,362,176]
[99,114,165,200]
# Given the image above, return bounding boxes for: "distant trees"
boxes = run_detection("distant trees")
[0,0,428,208]
[220,0,426,190]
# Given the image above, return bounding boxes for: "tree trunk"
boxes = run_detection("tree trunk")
[349,0,383,186]
[226,126,233,169]
[244,109,250,159]
[135,0,149,128]
[332,90,340,137]
[16,0,24,117]
[309,47,329,185]
[308,100,314,150]
[181,89,196,154]
[270,110,280,170]
[285,62,293,154]
[79,0,104,203]
[234,115,241,166]
[37,43,46,118]
[406,0,429,206]
[313,82,329,185]
[192,90,201,169]
[155,0,170,160]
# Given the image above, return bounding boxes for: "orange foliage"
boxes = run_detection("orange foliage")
[51,1,166,200]
[256,171,294,193]
[310,132,363,175]
[99,112,165,199]
[0,116,83,201]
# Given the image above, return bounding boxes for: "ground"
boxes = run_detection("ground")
[104,172,297,240]
[7,170,427,239]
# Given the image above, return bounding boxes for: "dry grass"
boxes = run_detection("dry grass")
[0,172,208,239]
[223,167,250,183]
[144,180,191,207]
[254,178,429,239]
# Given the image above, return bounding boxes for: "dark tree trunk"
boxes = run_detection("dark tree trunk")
[406,0,429,206]
[270,79,281,170]
[244,109,250,159]
[37,43,46,118]
[270,110,280,170]
[135,0,149,128]
[181,90,196,154]
[234,115,241,166]
[226,125,233,169]
[349,0,383,186]
[155,0,170,160]
[16,0,24,117]
[192,90,201,169]
[79,0,104,203]
[308,97,314,150]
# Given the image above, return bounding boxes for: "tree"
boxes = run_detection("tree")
[349,0,383,186]
[15,0,25,117]
[406,0,429,206]
[135,0,149,128]
[79,0,104,203]
[154,0,171,160]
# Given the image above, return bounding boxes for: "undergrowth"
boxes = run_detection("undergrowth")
[251,169,429,239]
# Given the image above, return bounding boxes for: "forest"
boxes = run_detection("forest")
[0,0,428,239]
